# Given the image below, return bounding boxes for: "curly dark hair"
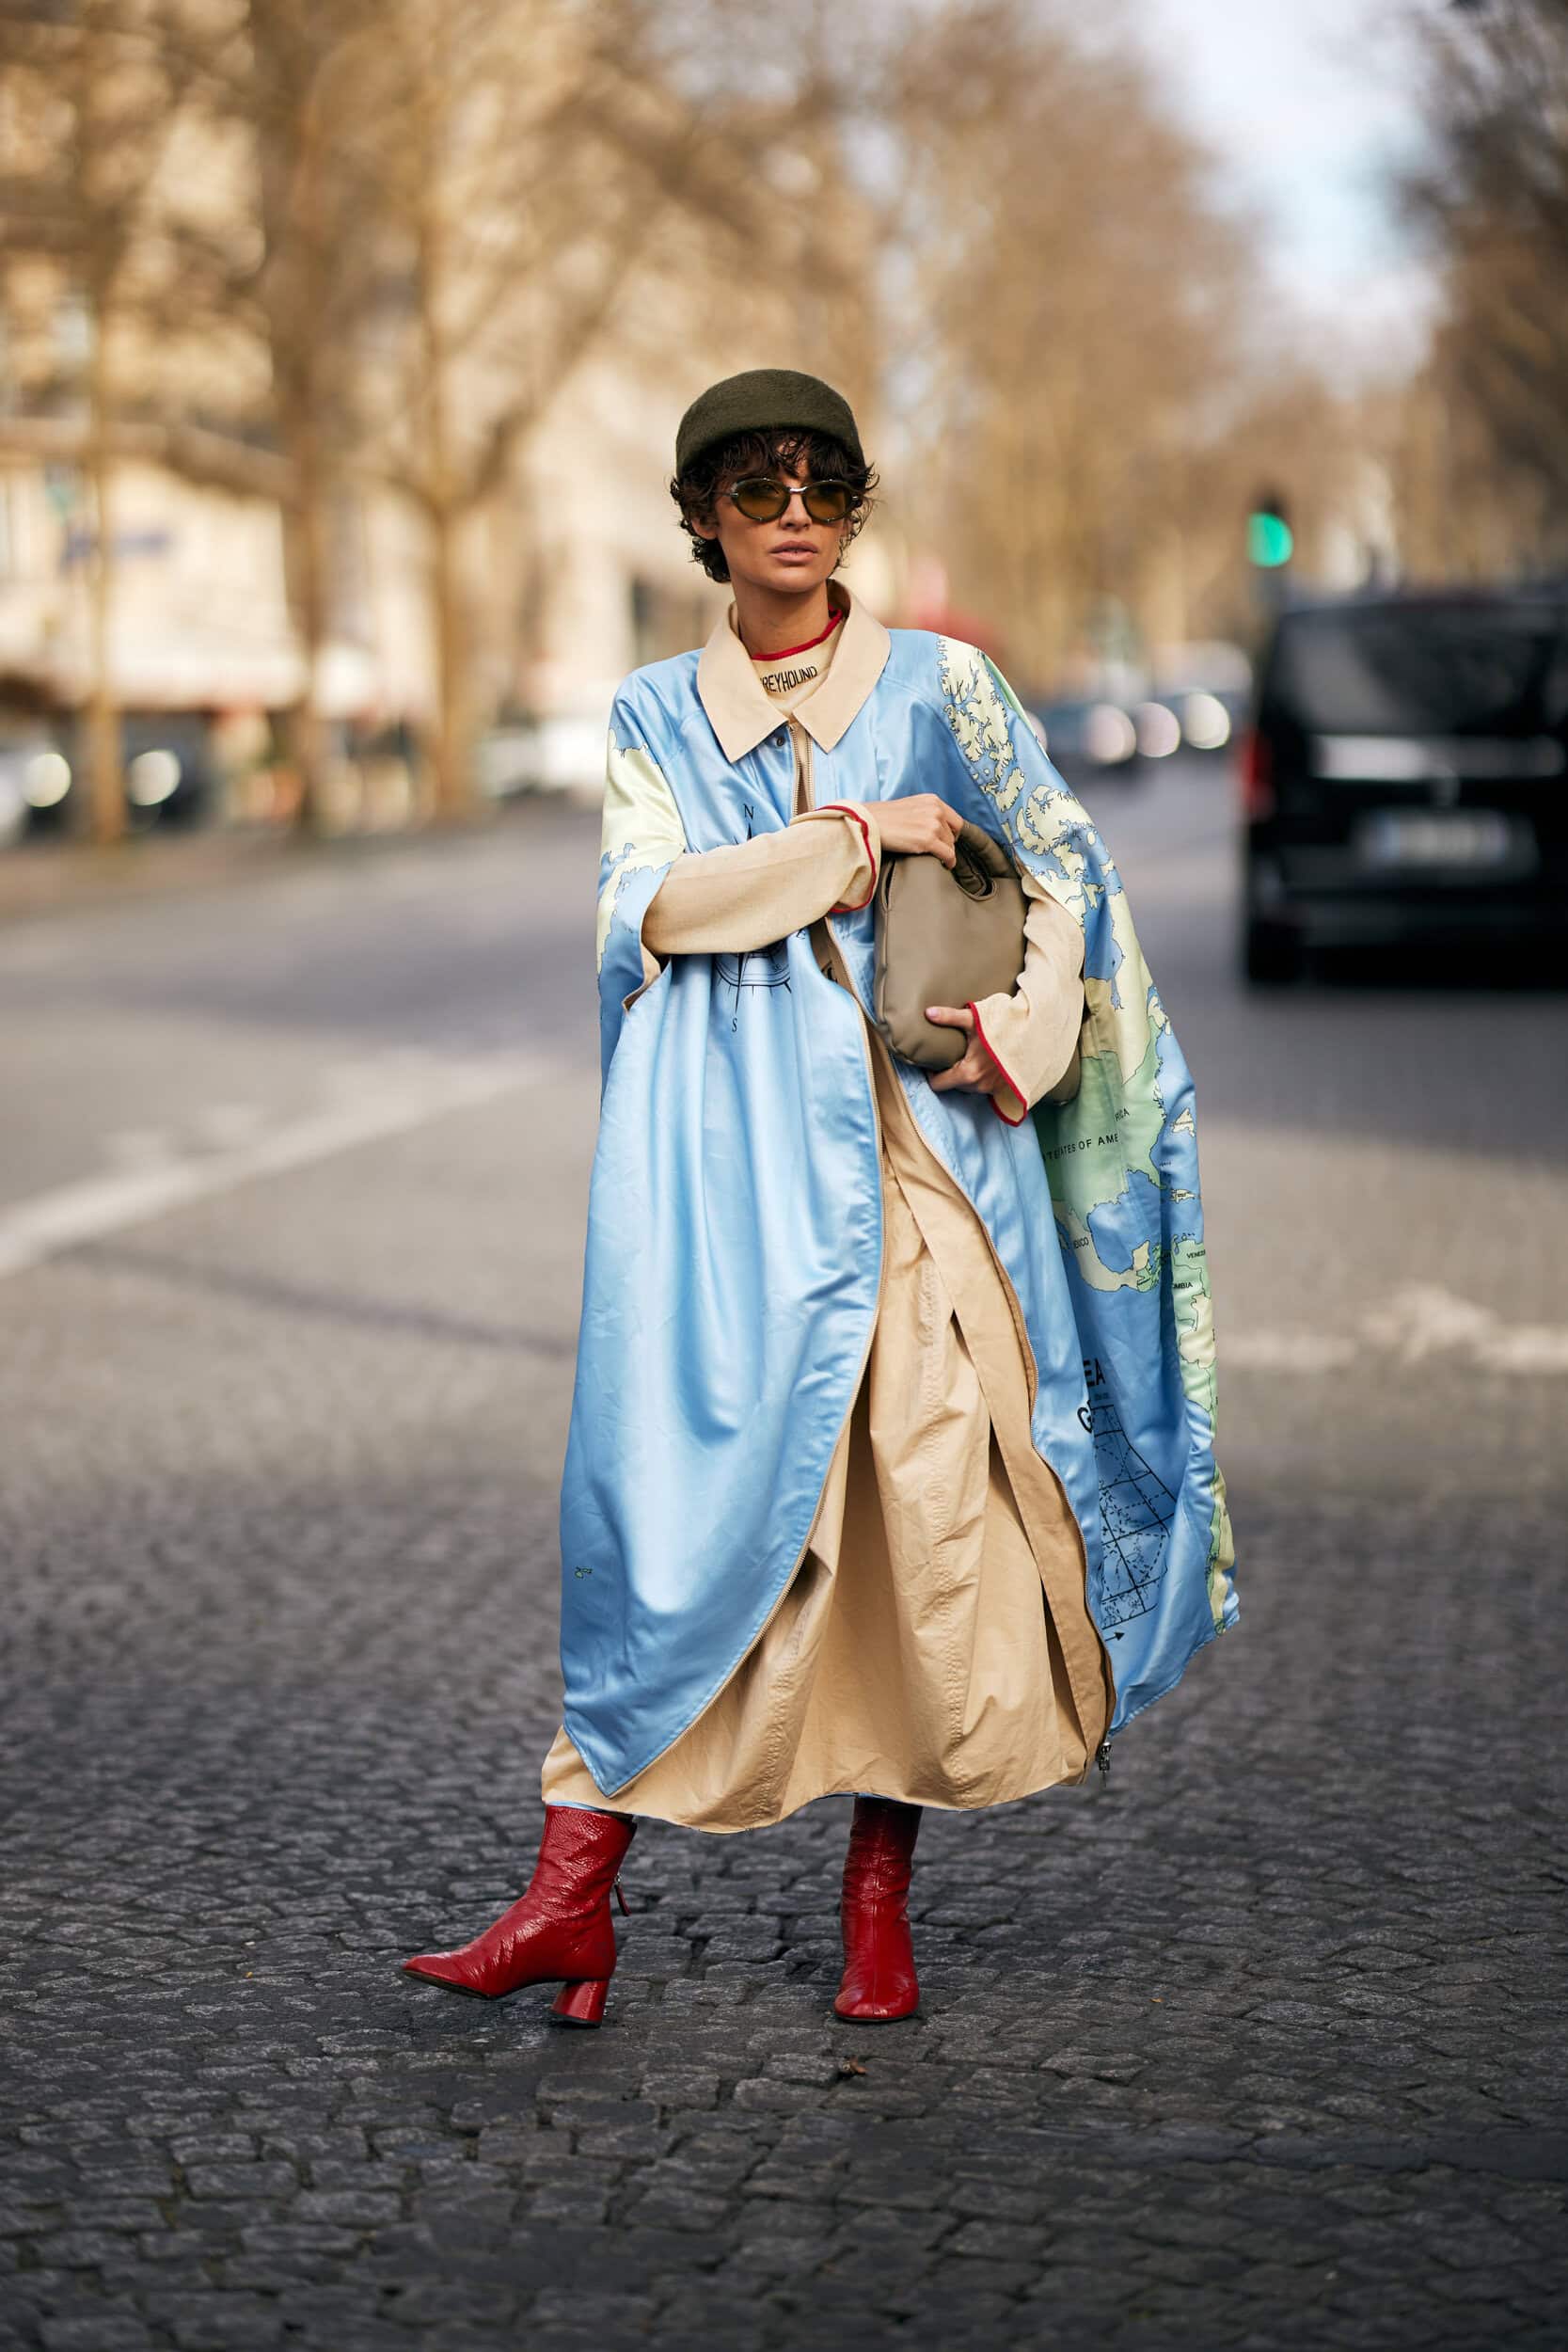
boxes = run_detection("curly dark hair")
[671,425,879,585]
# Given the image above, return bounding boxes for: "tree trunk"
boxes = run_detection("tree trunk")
[84,315,123,846]
[428,494,471,818]
[416,141,474,822]
[249,10,337,841]
[278,400,332,836]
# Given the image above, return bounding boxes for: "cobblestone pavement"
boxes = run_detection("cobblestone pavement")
[3,775,1565,2349]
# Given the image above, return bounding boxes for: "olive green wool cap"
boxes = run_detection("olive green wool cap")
[674,368,864,477]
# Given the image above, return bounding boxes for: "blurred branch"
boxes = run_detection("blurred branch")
[0,409,288,499]
[869,0,1273,675]
[1400,0,1568,556]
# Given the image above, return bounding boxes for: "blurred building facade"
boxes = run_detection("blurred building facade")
[0,372,745,770]
[0,1,895,810]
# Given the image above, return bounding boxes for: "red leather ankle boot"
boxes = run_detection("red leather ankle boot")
[402,1804,635,2026]
[834,1795,923,2021]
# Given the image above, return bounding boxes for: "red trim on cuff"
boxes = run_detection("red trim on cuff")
[966,999,1028,1124]
[818,801,878,914]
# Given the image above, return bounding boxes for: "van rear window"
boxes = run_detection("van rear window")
[1268,607,1568,737]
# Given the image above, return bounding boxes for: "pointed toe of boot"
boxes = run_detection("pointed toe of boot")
[401,1950,489,1994]
[400,1806,636,2010]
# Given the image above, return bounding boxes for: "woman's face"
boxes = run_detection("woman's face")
[694,448,846,596]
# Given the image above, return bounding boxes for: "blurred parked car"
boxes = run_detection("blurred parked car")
[1149,641,1252,761]
[1132,698,1182,761]
[1026,697,1139,781]
[24,711,217,836]
[1239,592,1568,982]
[477,690,617,799]
[0,725,61,847]
[1171,687,1247,755]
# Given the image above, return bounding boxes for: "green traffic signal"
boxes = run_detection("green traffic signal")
[1248,511,1294,567]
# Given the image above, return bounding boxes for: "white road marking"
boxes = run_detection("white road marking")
[1470,1327,1568,1375]
[1360,1282,1497,1363]
[103,1128,180,1169]
[1362,1281,1568,1375]
[1231,1283,1568,1377]
[321,1048,439,1098]
[193,1103,269,1151]
[1225,1332,1358,1373]
[0,1051,561,1281]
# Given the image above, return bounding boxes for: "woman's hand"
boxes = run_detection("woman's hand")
[876,794,964,868]
[925,1005,1008,1102]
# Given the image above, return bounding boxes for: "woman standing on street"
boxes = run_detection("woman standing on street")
[403,370,1236,2026]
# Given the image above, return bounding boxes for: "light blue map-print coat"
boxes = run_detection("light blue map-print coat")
[559,598,1238,1799]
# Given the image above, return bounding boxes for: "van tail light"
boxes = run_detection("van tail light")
[1237,727,1275,820]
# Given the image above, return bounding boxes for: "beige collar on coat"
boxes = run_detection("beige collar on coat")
[696,575,893,763]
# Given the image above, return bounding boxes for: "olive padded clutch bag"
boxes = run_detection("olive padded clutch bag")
[869,818,1082,1106]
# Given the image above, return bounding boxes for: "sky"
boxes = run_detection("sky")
[1131,0,1439,371]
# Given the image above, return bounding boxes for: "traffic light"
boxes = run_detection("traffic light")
[1248,487,1293,568]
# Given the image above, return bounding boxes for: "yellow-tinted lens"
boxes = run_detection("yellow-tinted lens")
[731,477,789,520]
[803,482,852,522]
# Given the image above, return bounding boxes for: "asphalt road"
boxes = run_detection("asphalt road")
[2,757,1564,2351]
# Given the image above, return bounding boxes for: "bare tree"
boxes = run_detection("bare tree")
[1402,0,1568,570]
[228,0,391,833]
[876,0,1263,682]
[345,0,671,813]
[347,0,883,815]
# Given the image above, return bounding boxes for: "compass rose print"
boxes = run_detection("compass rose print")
[716,801,793,1030]
[716,941,792,1028]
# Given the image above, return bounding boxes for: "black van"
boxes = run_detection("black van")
[1239,592,1568,982]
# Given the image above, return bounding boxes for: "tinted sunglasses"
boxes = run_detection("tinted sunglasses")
[723,476,855,524]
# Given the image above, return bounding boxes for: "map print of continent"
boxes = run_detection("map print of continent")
[1085,1360,1176,1630]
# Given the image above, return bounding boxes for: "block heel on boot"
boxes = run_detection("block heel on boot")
[402,1804,634,2026]
[552,1979,610,2026]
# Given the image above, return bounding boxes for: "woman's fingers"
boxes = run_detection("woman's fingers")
[930,1056,996,1094]
[922,817,958,866]
[926,1002,1001,1091]
[925,1006,996,1096]
[935,806,961,865]
[879,794,963,865]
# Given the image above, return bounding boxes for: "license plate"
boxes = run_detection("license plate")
[1356,810,1523,870]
